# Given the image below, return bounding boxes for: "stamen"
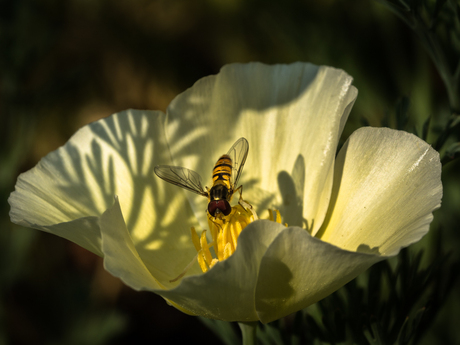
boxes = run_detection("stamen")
[169,253,200,282]
[190,227,201,252]
[210,220,219,248]
[210,258,219,268]
[197,251,208,273]
[200,230,213,266]
[170,235,214,282]
[230,221,241,250]
[171,202,285,281]
[268,209,274,222]
[193,204,284,274]
[222,222,230,251]
[217,231,225,261]
[223,242,232,260]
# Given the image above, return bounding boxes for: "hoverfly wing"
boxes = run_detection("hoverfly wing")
[154,165,208,197]
[226,137,249,188]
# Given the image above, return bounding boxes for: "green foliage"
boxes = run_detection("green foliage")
[442,141,460,163]
[377,95,460,165]
[199,318,241,345]
[374,0,460,112]
[435,113,460,163]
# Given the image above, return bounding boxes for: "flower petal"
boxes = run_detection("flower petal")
[255,226,383,323]
[165,62,357,233]
[100,196,162,290]
[9,109,200,260]
[154,220,286,321]
[12,216,102,256]
[99,197,196,315]
[317,127,442,255]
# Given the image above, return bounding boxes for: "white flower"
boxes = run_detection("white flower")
[9,62,442,323]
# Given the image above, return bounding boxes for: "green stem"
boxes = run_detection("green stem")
[238,321,258,345]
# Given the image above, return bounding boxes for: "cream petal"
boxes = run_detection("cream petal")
[255,226,383,323]
[100,196,202,298]
[17,216,102,256]
[154,220,286,322]
[100,197,163,290]
[9,109,199,260]
[317,127,442,255]
[165,62,357,233]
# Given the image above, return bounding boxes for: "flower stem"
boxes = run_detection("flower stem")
[238,321,258,345]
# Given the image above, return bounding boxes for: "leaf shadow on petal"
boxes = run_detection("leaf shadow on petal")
[89,113,155,230]
[163,63,321,215]
[356,244,381,255]
[45,141,116,219]
[276,154,309,230]
[255,257,295,308]
[86,111,201,284]
[240,177,276,218]
[23,110,205,284]
[315,144,347,241]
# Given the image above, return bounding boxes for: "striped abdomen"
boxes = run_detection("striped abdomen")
[212,154,232,191]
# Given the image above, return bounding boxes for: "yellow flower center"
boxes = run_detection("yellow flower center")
[191,203,283,273]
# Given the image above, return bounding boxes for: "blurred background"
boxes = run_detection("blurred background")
[1,0,459,344]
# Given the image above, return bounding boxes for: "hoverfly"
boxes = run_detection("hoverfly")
[154,137,249,218]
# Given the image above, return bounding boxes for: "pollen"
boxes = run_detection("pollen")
[192,203,284,273]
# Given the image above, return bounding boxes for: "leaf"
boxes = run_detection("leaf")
[396,96,411,130]
[441,141,460,165]
[198,317,240,345]
[422,113,432,141]
[375,0,411,11]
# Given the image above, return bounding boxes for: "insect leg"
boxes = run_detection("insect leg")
[234,185,244,201]
[235,184,252,211]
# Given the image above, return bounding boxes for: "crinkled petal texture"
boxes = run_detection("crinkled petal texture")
[9,63,442,323]
[9,110,203,283]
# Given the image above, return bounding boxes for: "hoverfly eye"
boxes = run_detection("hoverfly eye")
[208,200,232,217]
[208,201,218,217]
[221,200,231,216]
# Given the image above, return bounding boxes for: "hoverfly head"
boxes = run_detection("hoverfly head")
[208,199,232,217]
